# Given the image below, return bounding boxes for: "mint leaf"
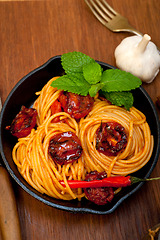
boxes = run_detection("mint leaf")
[101,91,134,110]
[61,51,94,74]
[83,62,103,84]
[101,69,142,92]
[51,73,91,96]
[89,83,105,97]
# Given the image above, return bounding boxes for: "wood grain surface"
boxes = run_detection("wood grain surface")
[0,1,160,239]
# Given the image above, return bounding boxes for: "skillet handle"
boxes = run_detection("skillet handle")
[0,166,22,240]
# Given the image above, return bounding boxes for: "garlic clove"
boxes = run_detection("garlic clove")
[114,34,160,83]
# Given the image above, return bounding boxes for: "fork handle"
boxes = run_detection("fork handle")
[124,28,143,37]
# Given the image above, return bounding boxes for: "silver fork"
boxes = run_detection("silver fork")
[85,0,160,52]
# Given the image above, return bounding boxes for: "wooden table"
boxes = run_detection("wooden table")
[0,0,160,239]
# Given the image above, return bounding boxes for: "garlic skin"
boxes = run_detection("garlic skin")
[114,34,160,83]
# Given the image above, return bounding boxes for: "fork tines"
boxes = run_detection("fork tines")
[85,0,118,25]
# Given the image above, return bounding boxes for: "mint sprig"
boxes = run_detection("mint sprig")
[51,51,142,110]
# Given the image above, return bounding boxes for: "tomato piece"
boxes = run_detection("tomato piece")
[6,106,37,138]
[59,91,94,120]
[51,99,62,123]
[84,171,114,205]
[96,122,128,156]
[51,99,62,115]
[48,131,83,165]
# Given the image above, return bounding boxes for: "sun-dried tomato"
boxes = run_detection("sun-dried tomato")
[51,99,62,123]
[51,99,62,115]
[6,106,37,138]
[48,131,83,165]
[84,171,114,205]
[96,122,127,156]
[59,91,94,120]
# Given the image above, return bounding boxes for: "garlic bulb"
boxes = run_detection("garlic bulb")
[114,34,160,83]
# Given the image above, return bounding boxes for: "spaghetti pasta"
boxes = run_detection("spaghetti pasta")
[12,77,154,201]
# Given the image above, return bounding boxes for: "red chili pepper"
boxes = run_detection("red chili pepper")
[59,176,160,188]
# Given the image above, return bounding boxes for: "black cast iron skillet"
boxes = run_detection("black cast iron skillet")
[0,55,160,214]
